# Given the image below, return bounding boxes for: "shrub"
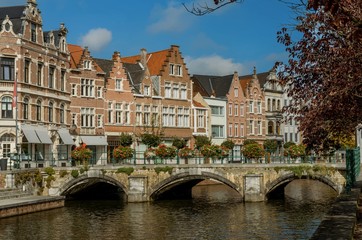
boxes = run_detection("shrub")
[44,167,55,176]
[221,139,235,150]
[71,144,92,164]
[59,170,68,178]
[116,167,134,175]
[178,147,195,158]
[242,143,265,160]
[155,144,177,159]
[141,133,161,148]
[172,137,187,149]
[71,170,79,178]
[194,136,212,150]
[243,139,257,146]
[264,139,278,153]
[119,133,133,147]
[287,144,306,159]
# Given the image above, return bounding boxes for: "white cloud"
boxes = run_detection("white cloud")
[185,55,245,76]
[148,3,192,33]
[80,28,112,52]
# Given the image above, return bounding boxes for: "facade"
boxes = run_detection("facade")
[192,93,210,138]
[0,1,73,168]
[243,68,284,150]
[68,44,108,165]
[283,91,302,144]
[239,68,267,145]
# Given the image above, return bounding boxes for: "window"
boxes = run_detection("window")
[115,103,122,124]
[144,85,150,96]
[257,121,262,135]
[234,88,238,97]
[229,103,232,116]
[169,107,175,126]
[143,105,150,125]
[36,100,42,121]
[175,65,182,76]
[257,101,261,113]
[172,84,179,99]
[81,108,94,127]
[285,133,288,142]
[97,115,103,128]
[276,122,280,135]
[115,79,123,91]
[48,66,55,89]
[234,124,238,137]
[60,69,66,91]
[71,84,77,96]
[212,125,224,138]
[23,98,29,120]
[83,60,91,70]
[249,101,254,113]
[1,96,12,118]
[268,121,274,134]
[37,63,43,86]
[240,104,244,116]
[0,57,15,81]
[295,133,298,142]
[290,133,293,142]
[234,104,238,116]
[229,124,233,137]
[240,124,244,137]
[31,23,37,42]
[165,83,171,98]
[197,110,204,128]
[162,107,168,126]
[97,87,102,98]
[169,64,174,75]
[267,99,271,111]
[123,104,129,124]
[81,79,94,97]
[24,59,30,83]
[2,143,11,158]
[249,120,254,134]
[60,104,65,124]
[152,106,159,126]
[48,102,53,122]
[72,113,77,127]
[60,38,66,52]
[277,100,281,111]
[183,108,190,127]
[180,85,187,99]
[211,106,224,116]
[136,105,142,125]
[272,99,276,111]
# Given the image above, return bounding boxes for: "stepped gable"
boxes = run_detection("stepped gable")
[68,44,102,72]
[122,48,169,76]
[192,74,233,98]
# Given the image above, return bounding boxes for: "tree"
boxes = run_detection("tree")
[242,143,265,161]
[140,133,161,148]
[172,137,187,149]
[194,135,212,150]
[119,133,133,147]
[183,0,241,16]
[221,139,235,150]
[263,139,278,153]
[277,0,362,152]
[243,139,257,146]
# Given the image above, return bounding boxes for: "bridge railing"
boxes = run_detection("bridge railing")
[0,149,348,171]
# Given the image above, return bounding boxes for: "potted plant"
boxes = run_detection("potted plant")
[178,147,195,164]
[71,143,92,166]
[113,146,134,163]
[154,144,177,164]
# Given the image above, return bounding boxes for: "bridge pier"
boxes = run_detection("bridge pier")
[128,176,148,202]
[244,174,264,202]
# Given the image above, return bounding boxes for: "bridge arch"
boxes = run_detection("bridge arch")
[265,173,341,199]
[59,175,128,198]
[150,171,241,200]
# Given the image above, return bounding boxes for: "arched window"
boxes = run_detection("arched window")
[268,121,274,134]
[48,102,53,122]
[1,96,12,118]
[23,98,29,120]
[267,99,271,111]
[60,104,65,124]
[36,100,42,121]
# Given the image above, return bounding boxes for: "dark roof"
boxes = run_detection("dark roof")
[239,71,270,87]
[123,62,145,87]
[93,58,113,77]
[43,30,62,47]
[0,5,26,34]
[192,74,233,98]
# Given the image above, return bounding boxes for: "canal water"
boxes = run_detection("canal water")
[0,179,337,240]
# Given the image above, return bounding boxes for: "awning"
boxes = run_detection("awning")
[35,126,52,144]
[58,129,74,145]
[81,136,108,146]
[21,125,41,144]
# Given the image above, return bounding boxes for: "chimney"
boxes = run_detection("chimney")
[140,48,147,66]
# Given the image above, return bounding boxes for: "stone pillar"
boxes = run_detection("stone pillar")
[244,174,264,202]
[5,173,15,189]
[128,176,148,202]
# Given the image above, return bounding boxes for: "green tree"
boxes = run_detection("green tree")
[172,137,187,149]
[242,143,265,161]
[119,133,133,147]
[221,139,235,150]
[263,140,278,153]
[140,133,161,148]
[243,139,257,146]
[194,135,212,150]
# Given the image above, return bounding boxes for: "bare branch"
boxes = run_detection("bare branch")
[183,0,242,16]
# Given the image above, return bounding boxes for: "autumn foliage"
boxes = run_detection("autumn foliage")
[277,0,362,152]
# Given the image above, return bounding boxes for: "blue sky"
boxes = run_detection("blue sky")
[3,0,296,75]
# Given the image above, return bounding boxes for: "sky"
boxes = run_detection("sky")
[2,0,296,76]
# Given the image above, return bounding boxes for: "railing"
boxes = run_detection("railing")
[0,150,347,171]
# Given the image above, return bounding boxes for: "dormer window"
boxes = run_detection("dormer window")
[60,38,66,52]
[169,64,174,75]
[144,86,150,96]
[175,65,182,76]
[83,60,91,70]
[31,23,37,42]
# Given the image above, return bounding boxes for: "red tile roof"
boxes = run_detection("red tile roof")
[122,49,169,76]
[68,44,102,71]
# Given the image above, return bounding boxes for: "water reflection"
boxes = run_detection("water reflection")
[0,179,337,240]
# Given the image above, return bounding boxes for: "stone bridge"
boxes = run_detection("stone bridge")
[10,164,347,202]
